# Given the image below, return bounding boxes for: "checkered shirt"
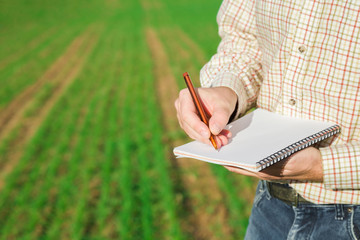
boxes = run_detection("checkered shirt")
[200,0,360,204]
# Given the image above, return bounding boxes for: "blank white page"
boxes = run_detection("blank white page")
[173,109,339,172]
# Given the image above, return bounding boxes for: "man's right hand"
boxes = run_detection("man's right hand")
[174,86,238,148]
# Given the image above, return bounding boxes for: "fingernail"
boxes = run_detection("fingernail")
[226,131,232,138]
[211,123,221,134]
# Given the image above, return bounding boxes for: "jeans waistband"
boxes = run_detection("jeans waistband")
[266,181,312,207]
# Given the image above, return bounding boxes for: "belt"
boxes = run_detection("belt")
[266,181,312,207]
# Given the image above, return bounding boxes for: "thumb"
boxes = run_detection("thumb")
[208,108,231,135]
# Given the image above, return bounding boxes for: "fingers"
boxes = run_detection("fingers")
[215,129,232,147]
[207,87,237,136]
[175,89,211,144]
[209,108,232,135]
[175,87,235,147]
[182,117,210,142]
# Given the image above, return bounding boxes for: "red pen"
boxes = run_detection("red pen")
[183,72,218,150]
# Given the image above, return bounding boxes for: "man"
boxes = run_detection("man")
[175,0,360,239]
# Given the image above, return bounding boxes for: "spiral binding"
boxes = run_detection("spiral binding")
[256,125,341,170]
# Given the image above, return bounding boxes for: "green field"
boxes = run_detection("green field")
[0,0,257,239]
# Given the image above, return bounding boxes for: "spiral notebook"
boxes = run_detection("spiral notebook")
[173,109,340,172]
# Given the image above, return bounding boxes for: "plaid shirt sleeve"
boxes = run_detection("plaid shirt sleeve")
[200,0,262,118]
[321,143,360,190]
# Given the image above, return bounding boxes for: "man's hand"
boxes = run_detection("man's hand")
[174,87,237,148]
[224,147,324,182]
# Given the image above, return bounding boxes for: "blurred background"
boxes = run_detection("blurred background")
[0,0,257,239]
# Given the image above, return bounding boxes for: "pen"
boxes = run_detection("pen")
[183,72,218,150]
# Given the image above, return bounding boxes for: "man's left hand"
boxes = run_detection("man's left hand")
[224,147,324,182]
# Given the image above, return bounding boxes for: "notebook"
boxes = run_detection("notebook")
[173,109,340,172]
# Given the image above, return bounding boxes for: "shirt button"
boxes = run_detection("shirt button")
[298,45,306,53]
[289,99,296,106]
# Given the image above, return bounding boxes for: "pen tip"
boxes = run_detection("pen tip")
[183,72,189,77]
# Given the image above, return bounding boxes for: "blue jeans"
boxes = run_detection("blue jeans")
[245,180,360,240]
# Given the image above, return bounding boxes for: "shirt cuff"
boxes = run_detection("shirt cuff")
[320,143,360,190]
[206,72,249,119]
